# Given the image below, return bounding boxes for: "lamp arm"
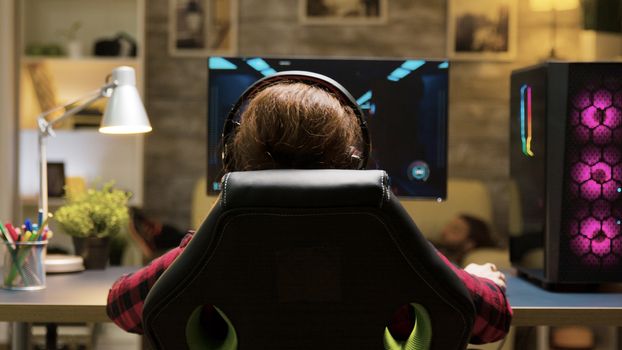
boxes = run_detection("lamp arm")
[37,81,116,220]
[37,82,116,137]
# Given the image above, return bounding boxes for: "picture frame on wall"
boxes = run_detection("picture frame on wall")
[447,0,517,61]
[169,0,238,57]
[299,0,388,25]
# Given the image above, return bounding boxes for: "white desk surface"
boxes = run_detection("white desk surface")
[0,266,136,323]
[2,266,622,327]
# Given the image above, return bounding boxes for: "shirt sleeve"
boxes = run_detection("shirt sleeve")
[435,251,513,344]
[106,231,195,334]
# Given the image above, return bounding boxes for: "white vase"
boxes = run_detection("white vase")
[66,41,82,59]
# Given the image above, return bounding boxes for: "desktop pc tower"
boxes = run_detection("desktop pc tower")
[510,62,622,288]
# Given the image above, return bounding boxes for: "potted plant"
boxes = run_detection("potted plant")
[54,181,130,269]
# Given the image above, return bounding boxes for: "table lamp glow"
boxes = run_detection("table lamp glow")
[529,0,580,58]
[37,66,152,220]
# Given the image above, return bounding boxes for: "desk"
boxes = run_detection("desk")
[2,268,621,349]
[0,266,136,349]
[506,272,622,327]
[506,272,622,350]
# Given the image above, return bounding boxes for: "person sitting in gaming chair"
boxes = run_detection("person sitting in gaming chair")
[106,77,512,345]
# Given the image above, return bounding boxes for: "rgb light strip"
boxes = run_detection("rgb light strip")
[520,84,534,157]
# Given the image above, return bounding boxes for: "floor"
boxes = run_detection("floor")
[1,323,620,349]
[91,324,141,350]
[1,323,141,350]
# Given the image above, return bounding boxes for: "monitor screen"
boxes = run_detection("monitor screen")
[207,56,449,199]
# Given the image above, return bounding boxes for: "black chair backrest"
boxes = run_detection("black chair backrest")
[143,169,475,349]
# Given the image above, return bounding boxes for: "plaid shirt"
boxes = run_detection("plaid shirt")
[107,231,512,343]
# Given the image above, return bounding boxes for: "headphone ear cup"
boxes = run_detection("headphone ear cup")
[222,143,231,172]
[222,121,240,172]
[358,124,370,169]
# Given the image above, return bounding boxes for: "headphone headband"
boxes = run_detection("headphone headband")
[222,70,371,171]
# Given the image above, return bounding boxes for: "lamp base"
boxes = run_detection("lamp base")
[45,254,85,273]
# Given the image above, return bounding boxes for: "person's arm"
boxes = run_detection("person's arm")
[106,231,194,334]
[436,252,513,344]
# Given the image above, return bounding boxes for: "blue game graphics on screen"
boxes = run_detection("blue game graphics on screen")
[207,57,448,199]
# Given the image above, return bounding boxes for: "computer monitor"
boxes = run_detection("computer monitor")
[207,56,449,199]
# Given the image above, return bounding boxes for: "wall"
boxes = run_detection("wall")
[145,0,589,239]
[19,130,144,206]
[0,0,18,223]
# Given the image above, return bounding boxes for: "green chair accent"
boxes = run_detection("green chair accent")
[185,303,431,350]
[186,306,238,350]
[384,304,432,350]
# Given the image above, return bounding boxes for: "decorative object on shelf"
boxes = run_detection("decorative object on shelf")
[169,0,238,57]
[447,0,518,61]
[26,63,65,126]
[54,181,131,269]
[25,62,109,130]
[299,0,388,25]
[25,44,64,57]
[36,66,151,224]
[46,162,65,198]
[59,21,83,59]
[93,32,138,57]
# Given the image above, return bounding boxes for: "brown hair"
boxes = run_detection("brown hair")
[460,214,496,248]
[227,82,363,171]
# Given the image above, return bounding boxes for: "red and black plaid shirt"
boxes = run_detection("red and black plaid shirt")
[107,231,512,343]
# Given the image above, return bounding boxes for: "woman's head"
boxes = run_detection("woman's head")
[226,82,364,171]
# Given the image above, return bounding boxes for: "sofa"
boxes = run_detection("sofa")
[192,176,509,266]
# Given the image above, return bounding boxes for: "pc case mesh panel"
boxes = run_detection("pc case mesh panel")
[565,65,622,269]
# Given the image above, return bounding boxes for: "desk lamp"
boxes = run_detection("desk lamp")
[37,66,152,221]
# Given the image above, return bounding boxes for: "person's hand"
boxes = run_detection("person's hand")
[464,263,507,290]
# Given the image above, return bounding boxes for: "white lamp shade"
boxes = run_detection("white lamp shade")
[99,66,152,134]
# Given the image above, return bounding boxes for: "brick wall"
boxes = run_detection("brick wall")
[144,0,584,241]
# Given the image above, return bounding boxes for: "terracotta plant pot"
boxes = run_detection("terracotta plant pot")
[72,236,111,270]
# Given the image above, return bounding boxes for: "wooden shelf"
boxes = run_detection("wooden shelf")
[18,0,146,207]
[22,56,140,65]
[20,196,65,208]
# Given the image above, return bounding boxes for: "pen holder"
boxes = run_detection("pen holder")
[1,241,47,290]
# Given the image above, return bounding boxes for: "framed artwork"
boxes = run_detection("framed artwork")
[169,0,238,57]
[299,0,388,25]
[447,0,517,61]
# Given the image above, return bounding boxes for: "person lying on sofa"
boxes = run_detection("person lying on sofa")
[434,214,498,266]
[107,80,512,345]
[126,207,187,261]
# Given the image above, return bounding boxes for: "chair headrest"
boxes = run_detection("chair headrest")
[221,169,390,209]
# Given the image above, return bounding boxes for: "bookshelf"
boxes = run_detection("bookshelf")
[17,0,146,212]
